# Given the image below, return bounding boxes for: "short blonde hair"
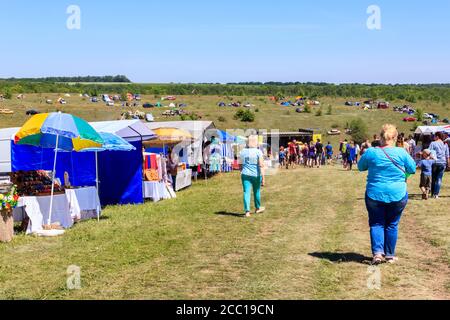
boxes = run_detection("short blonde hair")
[380,124,398,144]
[248,135,259,148]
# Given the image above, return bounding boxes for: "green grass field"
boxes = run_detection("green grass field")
[0,168,448,299]
[0,94,449,299]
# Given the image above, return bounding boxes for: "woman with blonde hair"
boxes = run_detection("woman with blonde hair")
[358,124,416,265]
[240,135,266,217]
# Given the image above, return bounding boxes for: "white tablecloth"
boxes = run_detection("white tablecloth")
[143,181,171,202]
[65,187,101,221]
[19,194,73,234]
[175,169,192,191]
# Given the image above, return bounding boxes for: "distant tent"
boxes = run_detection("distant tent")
[169,103,176,108]
[218,102,226,107]
[155,102,162,107]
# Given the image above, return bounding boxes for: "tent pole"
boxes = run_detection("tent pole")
[96,151,100,222]
[48,133,59,226]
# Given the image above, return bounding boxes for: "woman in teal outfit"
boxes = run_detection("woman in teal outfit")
[240,135,266,217]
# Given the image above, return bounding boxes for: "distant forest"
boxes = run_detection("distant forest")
[0,75,131,83]
[0,79,449,102]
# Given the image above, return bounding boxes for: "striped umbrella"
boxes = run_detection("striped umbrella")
[14,112,103,228]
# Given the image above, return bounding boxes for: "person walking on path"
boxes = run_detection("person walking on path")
[240,135,266,217]
[418,149,435,200]
[358,124,416,265]
[429,132,450,198]
[347,141,357,171]
[325,142,333,165]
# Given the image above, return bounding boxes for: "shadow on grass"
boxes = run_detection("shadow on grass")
[308,252,372,264]
[215,211,246,218]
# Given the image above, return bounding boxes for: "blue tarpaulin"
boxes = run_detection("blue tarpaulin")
[98,140,143,206]
[11,142,96,187]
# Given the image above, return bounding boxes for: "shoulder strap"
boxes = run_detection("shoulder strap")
[378,147,406,174]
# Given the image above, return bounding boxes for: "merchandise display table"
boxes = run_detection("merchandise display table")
[18,194,72,234]
[143,181,171,202]
[65,187,101,221]
[175,169,192,191]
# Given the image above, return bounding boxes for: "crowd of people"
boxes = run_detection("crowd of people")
[238,127,449,264]
[279,139,334,169]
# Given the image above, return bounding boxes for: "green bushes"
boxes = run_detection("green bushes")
[349,118,368,144]
[234,109,255,122]
[415,108,424,122]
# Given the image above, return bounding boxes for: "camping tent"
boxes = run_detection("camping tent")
[145,121,216,166]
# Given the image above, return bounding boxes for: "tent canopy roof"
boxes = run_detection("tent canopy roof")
[414,125,450,135]
[0,127,20,141]
[90,120,157,142]
[145,121,215,140]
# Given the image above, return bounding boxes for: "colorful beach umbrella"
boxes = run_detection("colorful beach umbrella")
[15,112,103,151]
[14,112,103,229]
[79,132,135,221]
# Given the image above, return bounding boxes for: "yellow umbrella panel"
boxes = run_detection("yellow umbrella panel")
[145,128,194,146]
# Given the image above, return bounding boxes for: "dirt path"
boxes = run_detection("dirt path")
[0,166,448,299]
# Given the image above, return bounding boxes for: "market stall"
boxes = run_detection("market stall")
[143,152,173,201]
[143,128,194,192]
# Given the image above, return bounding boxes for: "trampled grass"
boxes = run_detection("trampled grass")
[0,167,448,300]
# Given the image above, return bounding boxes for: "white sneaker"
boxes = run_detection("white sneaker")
[255,207,266,214]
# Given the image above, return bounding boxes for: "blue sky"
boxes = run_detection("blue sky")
[0,0,449,83]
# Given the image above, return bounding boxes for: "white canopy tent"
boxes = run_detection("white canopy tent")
[145,121,216,166]
[90,120,157,142]
[414,125,450,135]
[0,127,19,173]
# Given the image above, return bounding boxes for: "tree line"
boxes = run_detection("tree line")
[0,75,130,83]
[0,80,449,102]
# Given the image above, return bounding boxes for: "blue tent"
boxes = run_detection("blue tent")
[217,130,235,143]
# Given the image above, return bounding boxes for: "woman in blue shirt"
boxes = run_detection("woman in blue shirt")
[240,135,266,217]
[358,124,416,265]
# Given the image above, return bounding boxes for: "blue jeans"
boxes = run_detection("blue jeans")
[365,193,408,257]
[241,175,262,213]
[431,163,446,196]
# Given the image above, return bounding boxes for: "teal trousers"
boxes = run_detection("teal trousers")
[241,174,262,213]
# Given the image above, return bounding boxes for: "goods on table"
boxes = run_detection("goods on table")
[10,170,64,196]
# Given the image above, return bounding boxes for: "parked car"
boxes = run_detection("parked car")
[403,117,417,122]
[442,118,449,124]
[377,102,390,109]
[143,103,154,108]
[145,114,154,122]
[424,113,434,119]
[91,97,98,103]
[26,109,40,116]
[327,129,341,135]
[345,101,353,106]
[106,101,114,107]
